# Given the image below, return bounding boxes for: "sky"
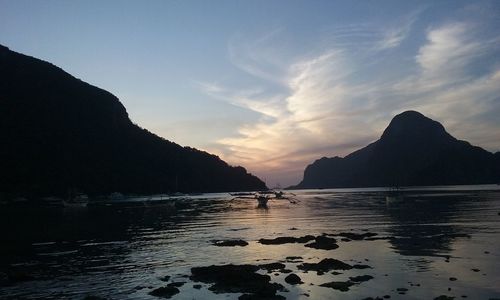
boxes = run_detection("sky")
[1,0,500,187]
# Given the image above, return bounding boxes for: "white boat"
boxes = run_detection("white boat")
[385,188,404,204]
[64,193,88,208]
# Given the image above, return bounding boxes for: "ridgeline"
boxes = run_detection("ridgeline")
[293,111,500,189]
[0,44,266,199]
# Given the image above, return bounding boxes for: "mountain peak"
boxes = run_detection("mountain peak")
[293,110,499,189]
[380,110,449,142]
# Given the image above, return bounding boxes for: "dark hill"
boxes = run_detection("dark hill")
[0,44,266,198]
[293,111,499,189]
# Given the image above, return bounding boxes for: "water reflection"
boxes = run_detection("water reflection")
[1,187,499,299]
[384,192,474,257]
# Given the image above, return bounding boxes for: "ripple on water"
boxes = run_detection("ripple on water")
[1,187,500,299]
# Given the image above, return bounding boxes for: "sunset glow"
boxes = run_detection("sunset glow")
[2,1,499,186]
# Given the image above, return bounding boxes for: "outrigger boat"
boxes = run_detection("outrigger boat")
[231,191,298,207]
[256,194,270,207]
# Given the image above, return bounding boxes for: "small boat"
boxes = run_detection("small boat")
[258,190,275,195]
[230,192,255,197]
[274,191,284,199]
[64,193,88,208]
[109,192,125,201]
[256,194,270,207]
[230,190,298,207]
[385,187,404,204]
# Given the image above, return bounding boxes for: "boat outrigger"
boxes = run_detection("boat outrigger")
[231,191,298,208]
[256,194,270,207]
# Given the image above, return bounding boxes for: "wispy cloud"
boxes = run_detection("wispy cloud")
[198,16,500,187]
[376,11,420,50]
[417,23,479,74]
[227,27,289,84]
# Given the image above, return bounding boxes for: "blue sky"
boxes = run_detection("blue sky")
[1,0,500,187]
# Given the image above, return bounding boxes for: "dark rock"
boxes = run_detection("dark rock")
[319,281,354,292]
[286,256,303,261]
[365,236,395,241]
[212,240,248,247]
[341,238,351,242]
[447,233,471,238]
[305,236,339,250]
[331,271,343,275]
[298,258,352,273]
[191,264,258,280]
[239,294,286,300]
[397,288,408,292]
[281,269,293,274]
[337,232,378,240]
[149,286,180,298]
[159,275,171,282]
[471,268,480,272]
[352,264,372,269]
[193,284,202,289]
[167,282,185,287]
[349,275,374,282]
[284,273,302,285]
[259,263,286,272]
[384,295,391,299]
[449,277,457,281]
[190,264,284,296]
[258,235,315,245]
[434,296,454,300]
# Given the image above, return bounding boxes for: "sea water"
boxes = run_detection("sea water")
[1,185,499,299]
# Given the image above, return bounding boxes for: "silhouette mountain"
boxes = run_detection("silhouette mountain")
[293,111,500,189]
[0,44,265,198]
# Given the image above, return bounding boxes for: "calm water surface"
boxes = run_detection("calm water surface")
[1,185,500,299]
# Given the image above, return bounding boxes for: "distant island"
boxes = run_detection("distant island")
[0,44,266,200]
[292,111,500,189]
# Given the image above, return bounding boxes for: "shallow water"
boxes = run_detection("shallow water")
[1,185,500,299]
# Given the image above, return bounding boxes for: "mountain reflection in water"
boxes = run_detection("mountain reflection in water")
[1,186,499,299]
